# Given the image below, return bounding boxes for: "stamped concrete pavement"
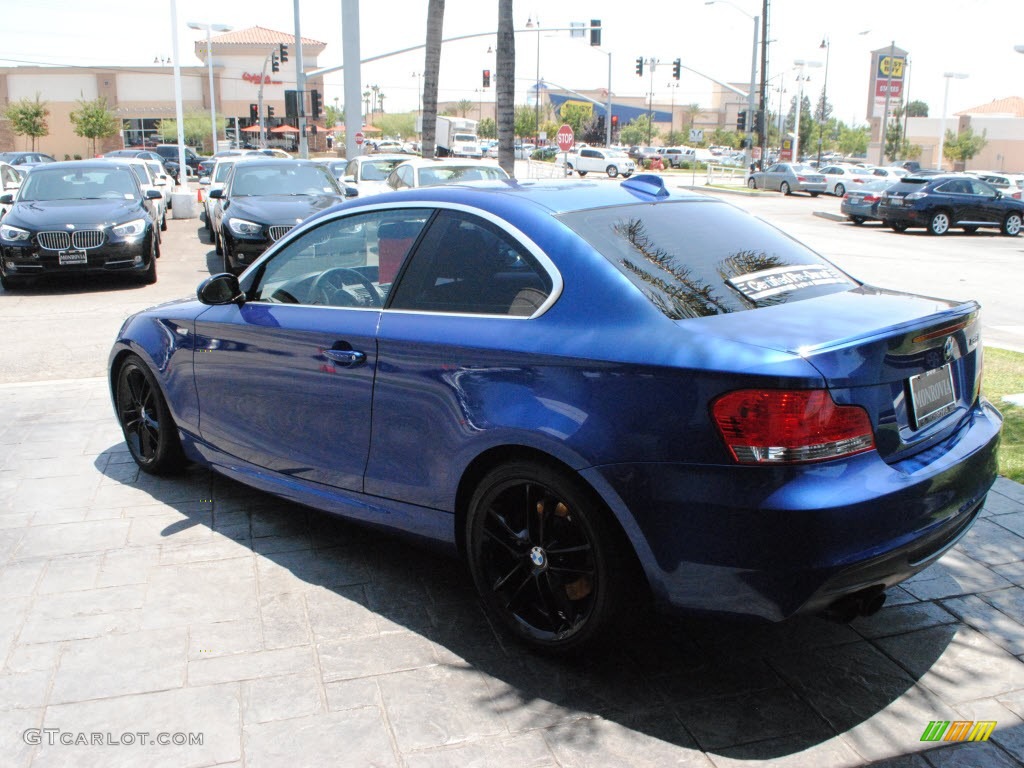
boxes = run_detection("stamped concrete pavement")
[1,374,1024,768]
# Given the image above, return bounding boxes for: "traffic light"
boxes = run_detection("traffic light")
[284,90,299,118]
[754,110,764,135]
[635,57,644,77]
[590,19,601,47]
[611,115,618,127]
[271,52,280,73]
[736,110,747,131]
[310,89,322,119]
[278,43,289,64]
[672,58,681,81]
[267,105,275,118]
[249,103,258,122]
[482,69,491,88]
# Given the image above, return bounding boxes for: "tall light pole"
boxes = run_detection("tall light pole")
[526,16,541,144]
[187,21,233,156]
[705,1,759,167]
[816,37,830,168]
[937,72,968,171]
[412,72,422,135]
[792,59,821,163]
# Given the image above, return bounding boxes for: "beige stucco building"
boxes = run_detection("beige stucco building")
[0,26,329,158]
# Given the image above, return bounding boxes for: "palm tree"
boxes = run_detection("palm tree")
[456,99,474,117]
[686,103,702,137]
[420,0,445,160]
[496,0,515,176]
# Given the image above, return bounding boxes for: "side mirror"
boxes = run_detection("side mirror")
[145,189,162,199]
[0,193,14,204]
[209,189,224,199]
[197,273,244,306]
[343,185,358,198]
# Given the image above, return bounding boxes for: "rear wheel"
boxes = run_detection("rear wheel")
[1002,213,1022,236]
[577,170,588,177]
[928,210,951,236]
[851,216,865,225]
[114,354,184,475]
[780,181,791,195]
[606,165,619,178]
[466,461,628,653]
[834,183,846,197]
[890,222,909,233]
[809,191,821,198]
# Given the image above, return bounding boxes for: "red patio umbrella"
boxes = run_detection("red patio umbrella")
[270,125,300,133]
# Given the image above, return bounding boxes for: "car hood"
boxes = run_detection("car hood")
[224,194,344,223]
[5,198,147,229]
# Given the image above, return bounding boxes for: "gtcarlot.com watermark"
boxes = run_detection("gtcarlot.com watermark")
[23,729,203,747]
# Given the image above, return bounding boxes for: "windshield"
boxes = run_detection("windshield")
[560,200,856,319]
[214,162,236,183]
[229,165,341,196]
[359,159,405,181]
[453,134,478,142]
[19,168,139,201]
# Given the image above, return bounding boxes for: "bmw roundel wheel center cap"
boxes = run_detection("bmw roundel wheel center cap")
[529,546,548,571]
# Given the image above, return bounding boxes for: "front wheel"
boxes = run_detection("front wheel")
[809,191,821,198]
[850,216,865,225]
[747,178,757,190]
[890,221,909,233]
[466,461,627,653]
[780,181,791,195]
[577,170,588,177]
[1002,213,1022,236]
[606,165,619,178]
[834,183,846,197]
[115,354,185,475]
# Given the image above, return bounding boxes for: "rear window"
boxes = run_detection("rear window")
[559,200,856,319]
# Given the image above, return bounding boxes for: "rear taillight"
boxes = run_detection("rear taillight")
[711,389,875,465]
[905,191,926,200]
[863,195,879,203]
[796,176,807,182]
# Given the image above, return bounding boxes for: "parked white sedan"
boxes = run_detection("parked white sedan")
[818,164,875,197]
[384,158,510,191]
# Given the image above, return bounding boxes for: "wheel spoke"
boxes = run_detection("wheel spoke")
[545,543,592,556]
[490,561,525,593]
[483,524,523,558]
[548,565,595,577]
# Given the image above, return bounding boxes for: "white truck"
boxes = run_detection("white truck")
[435,116,482,158]
[564,147,636,178]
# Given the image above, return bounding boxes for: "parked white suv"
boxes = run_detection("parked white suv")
[565,147,635,178]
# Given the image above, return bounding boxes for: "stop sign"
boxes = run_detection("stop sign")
[556,124,574,152]
[355,131,365,145]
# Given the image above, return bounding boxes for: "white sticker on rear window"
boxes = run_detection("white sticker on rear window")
[728,264,848,301]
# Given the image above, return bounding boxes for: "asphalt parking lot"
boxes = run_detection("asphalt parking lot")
[1,179,1023,767]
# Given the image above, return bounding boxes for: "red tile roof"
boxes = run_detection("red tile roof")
[956,96,1024,118]
[207,26,325,48]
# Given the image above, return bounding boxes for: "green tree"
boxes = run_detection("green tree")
[619,114,657,147]
[943,126,987,167]
[69,97,119,156]
[157,111,225,152]
[666,130,689,147]
[907,100,929,117]
[837,124,869,157]
[495,0,516,175]
[557,102,593,139]
[513,105,536,139]
[376,113,416,140]
[325,103,344,128]
[4,94,49,150]
[420,0,445,159]
[455,99,474,117]
[477,117,496,139]
[709,128,740,149]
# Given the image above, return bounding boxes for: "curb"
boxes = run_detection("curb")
[813,211,847,222]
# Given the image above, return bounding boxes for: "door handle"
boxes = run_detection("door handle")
[323,348,366,367]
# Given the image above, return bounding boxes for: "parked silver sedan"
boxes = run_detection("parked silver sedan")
[747,163,826,196]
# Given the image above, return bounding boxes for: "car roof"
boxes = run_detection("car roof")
[395,157,501,169]
[341,176,707,217]
[26,159,135,172]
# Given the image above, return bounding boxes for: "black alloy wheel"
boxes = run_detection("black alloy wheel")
[115,355,184,474]
[466,461,626,653]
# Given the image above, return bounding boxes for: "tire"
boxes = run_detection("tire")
[928,210,951,236]
[114,354,185,475]
[1002,213,1022,236]
[577,170,588,177]
[623,172,633,178]
[747,178,757,190]
[809,191,821,198]
[466,461,628,653]
[780,181,791,195]
[851,216,865,225]
[890,222,909,233]
[834,183,846,197]
[606,165,619,178]
[222,241,236,275]
[138,237,158,285]
[214,227,223,256]
[0,273,24,291]
[160,210,168,232]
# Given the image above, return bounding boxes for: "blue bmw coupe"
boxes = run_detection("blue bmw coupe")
[109,175,1002,652]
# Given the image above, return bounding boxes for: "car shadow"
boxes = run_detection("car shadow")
[0,272,151,295]
[91,446,1022,761]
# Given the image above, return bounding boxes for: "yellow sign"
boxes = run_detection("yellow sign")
[878,55,905,79]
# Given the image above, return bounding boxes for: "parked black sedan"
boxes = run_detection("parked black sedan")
[878,174,1024,236]
[0,160,162,289]
[209,159,346,274]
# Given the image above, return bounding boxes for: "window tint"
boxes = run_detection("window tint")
[230,164,340,196]
[560,200,855,319]
[969,180,996,196]
[389,210,553,316]
[252,210,430,307]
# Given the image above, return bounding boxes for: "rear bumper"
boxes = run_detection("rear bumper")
[582,398,1002,622]
[879,205,928,226]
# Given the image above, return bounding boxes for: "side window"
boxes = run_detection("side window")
[251,210,430,307]
[389,210,553,317]
[969,180,995,196]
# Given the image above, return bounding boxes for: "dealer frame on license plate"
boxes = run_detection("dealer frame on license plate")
[908,363,956,430]
[58,249,88,265]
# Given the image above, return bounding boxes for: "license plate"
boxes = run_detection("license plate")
[908,363,956,429]
[890,198,903,206]
[58,249,87,265]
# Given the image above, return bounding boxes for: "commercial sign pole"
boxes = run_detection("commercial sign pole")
[878,41,896,165]
[294,0,308,158]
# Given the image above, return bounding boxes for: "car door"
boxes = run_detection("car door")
[967,179,1005,224]
[933,179,975,224]
[761,164,782,191]
[367,208,557,509]
[192,208,430,491]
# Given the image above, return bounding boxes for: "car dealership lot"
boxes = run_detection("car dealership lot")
[1,186,1024,767]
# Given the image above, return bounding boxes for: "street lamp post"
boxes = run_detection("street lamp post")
[705,1,759,167]
[187,21,233,156]
[792,59,821,163]
[526,16,541,144]
[937,72,968,171]
[412,72,422,135]
[816,37,830,168]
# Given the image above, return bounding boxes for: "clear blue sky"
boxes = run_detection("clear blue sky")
[3,0,1021,125]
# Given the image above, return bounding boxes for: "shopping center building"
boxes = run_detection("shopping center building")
[0,27,329,158]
